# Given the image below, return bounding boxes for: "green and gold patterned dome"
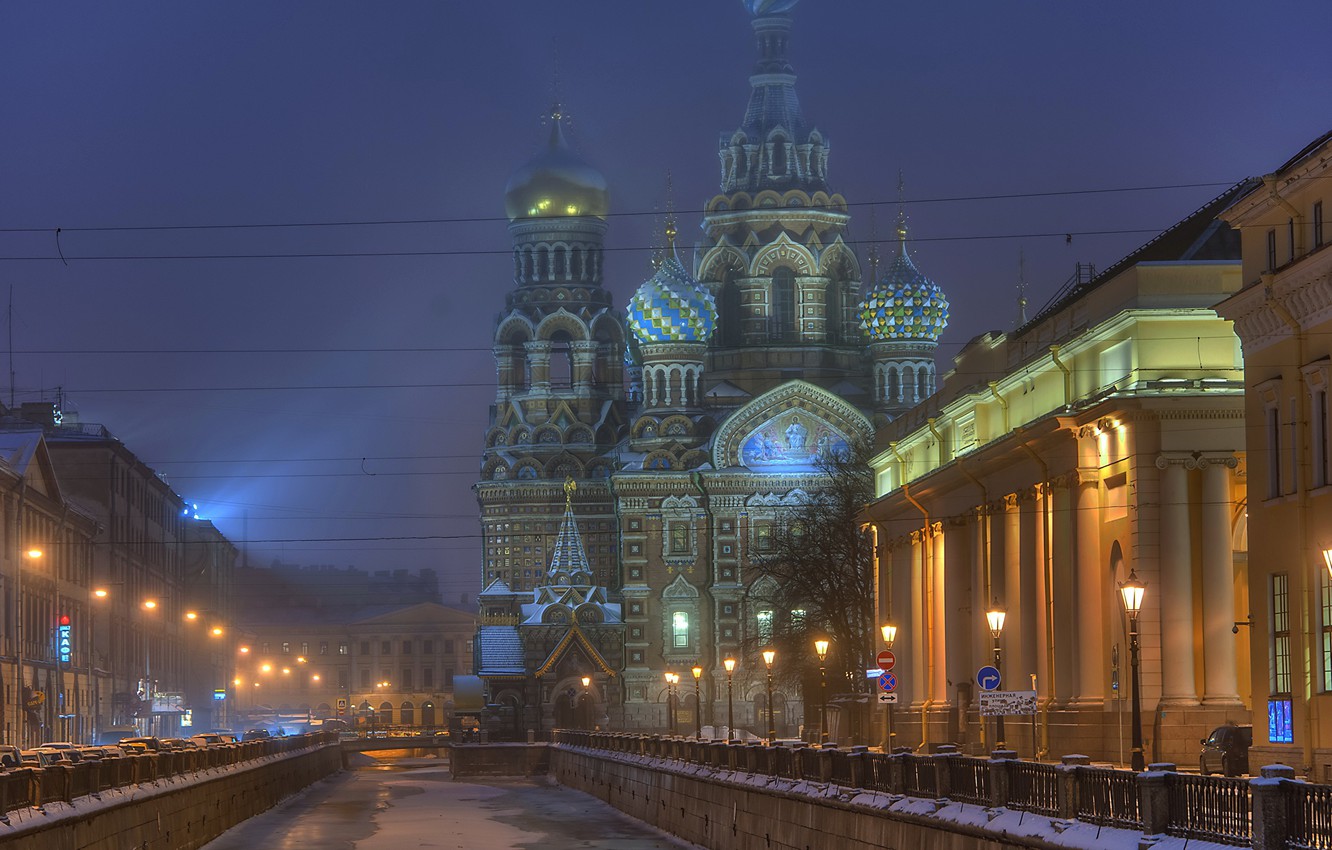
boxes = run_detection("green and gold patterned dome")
[504,110,609,222]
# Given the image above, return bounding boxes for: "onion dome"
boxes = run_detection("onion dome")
[859,217,949,342]
[627,225,717,344]
[504,106,609,222]
[744,0,800,15]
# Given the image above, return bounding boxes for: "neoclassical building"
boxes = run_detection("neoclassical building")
[861,185,1254,765]
[1216,129,1332,779]
[475,0,947,737]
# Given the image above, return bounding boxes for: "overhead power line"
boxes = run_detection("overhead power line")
[0,180,1237,234]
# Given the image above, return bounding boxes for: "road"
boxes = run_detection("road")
[202,754,703,850]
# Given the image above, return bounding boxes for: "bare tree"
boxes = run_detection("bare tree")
[749,442,876,702]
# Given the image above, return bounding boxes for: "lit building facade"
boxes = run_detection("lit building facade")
[0,427,98,746]
[861,187,1254,764]
[1215,130,1332,778]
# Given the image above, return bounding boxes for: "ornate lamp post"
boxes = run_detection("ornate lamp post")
[723,658,736,741]
[690,666,703,739]
[985,602,1007,750]
[762,650,776,741]
[881,623,897,753]
[814,639,830,744]
[1118,570,1146,771]
[664,672,678,734]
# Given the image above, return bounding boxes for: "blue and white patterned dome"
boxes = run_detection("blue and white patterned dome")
[860,228,949,342]
[627,253,717,344]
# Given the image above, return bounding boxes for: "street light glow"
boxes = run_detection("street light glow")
[985,603,1006,638]
[723,657,736,674]
[814,639,829,661]
[762,649,775,668]
[94,588,108,598]
[1323,547,1332,582]
[1119,569,1146,614]
[25,548,42,560]
[142,599,157,610]
[881,623,897,646]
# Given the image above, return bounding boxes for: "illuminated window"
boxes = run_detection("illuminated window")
[791,608,807,630]
[1322,568,1332,693]
[755,524,773,552]
[757,610,773,645]
[672,611,690,648]
[1272,573,1292,696]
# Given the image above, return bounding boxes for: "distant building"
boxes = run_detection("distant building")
[1216,129,1332,777]
[232,565,476,731]
[861,184,1253,764]
[0,428,99,746]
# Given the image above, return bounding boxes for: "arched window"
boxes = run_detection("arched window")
[825,279,843,343]
[918,365,929,400]
[549,338,572,389]
[771,137,787,176]
[570,247,584,281]
[553,246,568,281]
[537,247,550,281]
[720,270,743,347]
[772,267,796,341]
[672,611,690,648]
[400,701,415,727]
[904,365,916,402]
[887,367,900,402]
[378,701,394,724]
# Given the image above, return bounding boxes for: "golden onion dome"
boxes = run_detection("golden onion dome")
[504,117,609,222]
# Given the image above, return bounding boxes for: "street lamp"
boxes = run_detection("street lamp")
[664,672,678,734]
[881,623,897,753]
[1118,569,1146,771]
[1323,547,1332,583]
[814,639,830,744]
[14,548,42,746]
[580,675,591,729]
[723,658,736,741]
[985,602,1007,751]
[762,650,776,741]
[690,665,703,739]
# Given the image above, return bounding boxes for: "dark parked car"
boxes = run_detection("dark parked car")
[242,729,272,741]
[1200,724,1252,776]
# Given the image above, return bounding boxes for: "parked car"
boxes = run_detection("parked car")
[190,733,227,747]
[242,729,272,741]
[1200,724,1252,776]
[119,736,163,753]
[37,742,85,762]
[159,738,195,751]
[0,745,22,769]
[22,749,72,767]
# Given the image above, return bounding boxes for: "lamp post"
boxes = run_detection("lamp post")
[1118,569,1146,771]
[690,665,703,739]
[881,624,897,753]
[1323,548,1332,583]
[14,547,42,747]
[723,658,736,741]
[664,672,677,734]
[762,650,776,741]
[814,639,830,744]
[580,676,591,729]
[985,602,1007,751]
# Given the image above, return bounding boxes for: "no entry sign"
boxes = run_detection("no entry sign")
[877,650,896,671]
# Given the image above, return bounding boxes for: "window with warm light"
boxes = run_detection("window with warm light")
[672,611,690,648]
[1270,573,1294,743]
[1321,566,1332,693]
[756,610,773,645]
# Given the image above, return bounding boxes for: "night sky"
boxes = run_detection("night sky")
[3,1,1328,599]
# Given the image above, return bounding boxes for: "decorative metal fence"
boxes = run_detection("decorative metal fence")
[550,731,1332,850]
[0,732,336,815]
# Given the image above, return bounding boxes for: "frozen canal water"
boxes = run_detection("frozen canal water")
[202,754,703,850]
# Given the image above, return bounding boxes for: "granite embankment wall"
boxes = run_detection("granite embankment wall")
[0,740,342,850]
[549,744,1124,850]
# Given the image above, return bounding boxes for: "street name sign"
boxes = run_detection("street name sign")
[979,690,1037,717]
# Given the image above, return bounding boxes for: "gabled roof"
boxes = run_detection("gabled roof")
[534,625,616,678]
[0,429,63,503]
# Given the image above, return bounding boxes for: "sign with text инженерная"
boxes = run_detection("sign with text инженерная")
[979,690,1037,717]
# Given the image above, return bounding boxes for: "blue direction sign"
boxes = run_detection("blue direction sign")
[977,666,1001,691]
[878,672,897,692]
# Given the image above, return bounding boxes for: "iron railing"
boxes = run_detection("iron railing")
[1288,780,1332,850]
[1165,773,1251,846]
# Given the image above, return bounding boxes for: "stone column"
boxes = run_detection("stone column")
[1050,480,1076,703]
[910,532,928,709]
[1200,454,1241,705]
[931,525,948,707]
[1002,495,1024,683]
[1156,454,1198,704]
[1073,463,1105,706]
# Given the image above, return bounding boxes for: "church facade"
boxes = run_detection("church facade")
[474,0,948,737]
